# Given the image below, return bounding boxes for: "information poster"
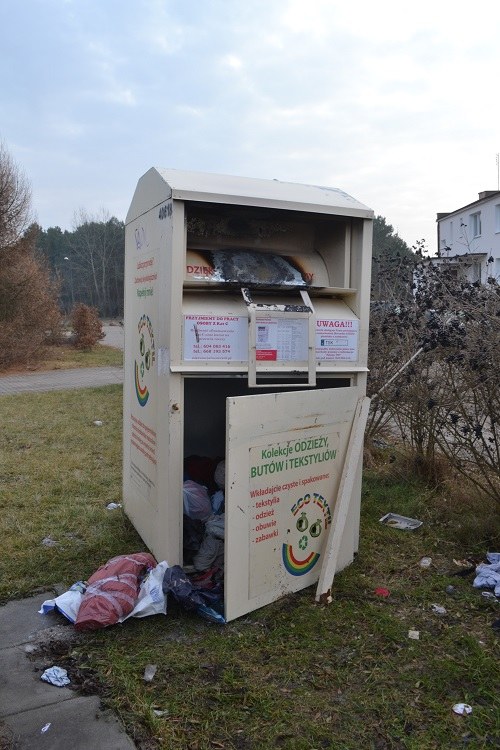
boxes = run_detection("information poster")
[184,315,248,361]
[183,315,359,363]
[255,317,308,361]
[316,319,359,362]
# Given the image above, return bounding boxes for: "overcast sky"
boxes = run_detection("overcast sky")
[1,0,499,250]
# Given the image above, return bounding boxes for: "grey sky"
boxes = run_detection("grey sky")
[2,0,499,249]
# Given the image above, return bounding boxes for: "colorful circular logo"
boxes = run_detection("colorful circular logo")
[135,315,155,407]
[282,492,331,576]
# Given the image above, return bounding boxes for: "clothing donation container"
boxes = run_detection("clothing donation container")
[123,169,373,621]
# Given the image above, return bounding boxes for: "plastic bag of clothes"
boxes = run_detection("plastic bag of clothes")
[183,480,212,521]
[193,514,225,572]
[162,565,225,624]
[75,552,156,631]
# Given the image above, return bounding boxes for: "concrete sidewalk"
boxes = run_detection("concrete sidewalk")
[0,367,123,396]
[0,593,136,749]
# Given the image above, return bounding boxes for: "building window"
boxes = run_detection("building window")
[470,212,481,238]
[495,204,500,233]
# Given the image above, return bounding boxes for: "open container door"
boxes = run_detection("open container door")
[224,385,360,622]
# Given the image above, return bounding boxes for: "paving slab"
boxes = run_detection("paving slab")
[0,593,56,648]
[0,645,74,716]
[3,695,136,750]
[0,595,136,749]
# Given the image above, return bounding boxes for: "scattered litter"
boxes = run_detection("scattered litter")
[453,558,472,567]
[41,666,70,687]
[374,587,390,598]
[41,723,52,734]
[106,502,122,510]
[143,664,157,682]
[39,581,87,623]
[452,703,472,716]
[419,557,432,568]
[93,420,103,426]
[379,513,423,530]
[152,709,169,717]
[41,536,59,547]
[431,604,447,615]
[24,644,37,653]
[473,552,500,597]
[481,591,497,600]
[408,629,420,640]
[445,585,456,595]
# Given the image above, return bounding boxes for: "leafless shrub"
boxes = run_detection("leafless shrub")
[368,248,500,504]
[0,142,33,250]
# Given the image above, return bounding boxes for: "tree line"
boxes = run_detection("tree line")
[36,210,125,318]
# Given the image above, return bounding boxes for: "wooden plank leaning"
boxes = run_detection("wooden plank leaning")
[315,396,371,604]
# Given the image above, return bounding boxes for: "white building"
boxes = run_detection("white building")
[436,190,500,282]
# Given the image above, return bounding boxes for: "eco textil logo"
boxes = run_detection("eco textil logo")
[282,492,331,576]
[134,314,155,407]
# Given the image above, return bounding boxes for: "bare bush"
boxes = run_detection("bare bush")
[0,142,33,250]
[368,250,500,504]
[71,303,104,350]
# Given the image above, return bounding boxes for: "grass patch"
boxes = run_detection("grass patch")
[0,342,123,373]
[1,388,499,749]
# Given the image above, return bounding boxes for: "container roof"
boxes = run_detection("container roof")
[127,167,373,223]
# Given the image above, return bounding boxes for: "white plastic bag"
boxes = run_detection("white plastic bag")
[122,560,169,620]
[183,480,212,521]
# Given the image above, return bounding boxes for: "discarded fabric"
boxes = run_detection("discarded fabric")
[211,489,225,515]
[143,664,157,682]
[214,460,225,489]
[41,536,59,547]
[40,563,168,625]
[379,513,423,530]
[452,703,472,716]
[473,552,500,596]
[75,552,157,631]
[162,565,225,624]
[193,514,225,572]
[41,666,70,687]
[431,604,447,615]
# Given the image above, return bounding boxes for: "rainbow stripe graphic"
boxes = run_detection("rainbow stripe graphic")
[134,360,149,406]
[282,544,320,576]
